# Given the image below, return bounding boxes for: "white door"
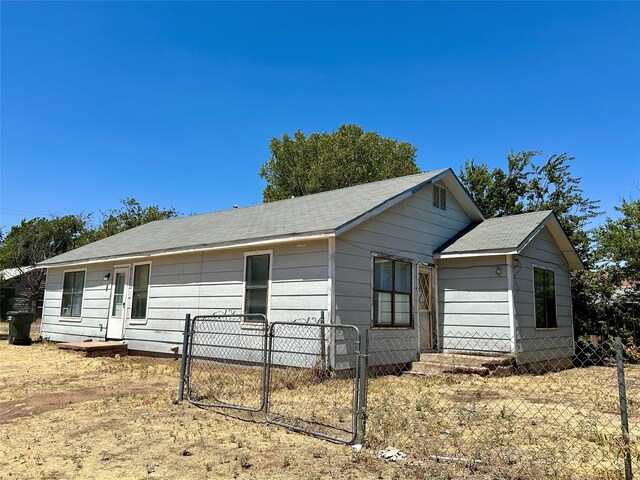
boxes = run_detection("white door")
[106,268,129,340]
[418,266,434,351]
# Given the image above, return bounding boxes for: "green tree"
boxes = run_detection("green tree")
[259,124,420,202]
[596,197,640,283]
[81,198,179,244]
[460,151,600,264]
[0,215,87,313]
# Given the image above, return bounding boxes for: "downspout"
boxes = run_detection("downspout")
[506,254,517,353]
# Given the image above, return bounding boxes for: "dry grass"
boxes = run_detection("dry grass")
[1,342,638,479]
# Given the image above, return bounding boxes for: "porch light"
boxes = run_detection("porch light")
[103,273,111,281]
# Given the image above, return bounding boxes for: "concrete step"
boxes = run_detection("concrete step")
[410,353,516,377]
[410,362,490,376]
[57,341,128,358]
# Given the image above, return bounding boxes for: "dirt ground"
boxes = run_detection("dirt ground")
[1,340,638,479]
[0,342,446,480]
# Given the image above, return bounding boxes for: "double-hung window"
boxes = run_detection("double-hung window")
[373,257,412,327]
[131,264,150,320]
[244,253,270,320]
[61,271,85,317]
[534,267,557,329]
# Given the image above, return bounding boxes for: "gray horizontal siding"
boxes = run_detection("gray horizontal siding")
[513,226,574,361]
[437,256,511,353]
[335,182,473,363]
[41,240,330,360]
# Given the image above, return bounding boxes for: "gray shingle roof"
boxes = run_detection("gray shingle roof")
[40,169,449,266]
[436,210,554,254]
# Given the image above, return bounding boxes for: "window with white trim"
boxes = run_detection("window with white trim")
[244,254,270,319]
[131,264,150,319]
[534,267,557,329]
[373,257,412,327]
[433,184,447,210]
[61,271,85,317]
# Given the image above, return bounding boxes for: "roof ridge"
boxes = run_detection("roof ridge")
[150,169,448,225]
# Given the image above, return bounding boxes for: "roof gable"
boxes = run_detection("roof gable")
[434,210,583,270]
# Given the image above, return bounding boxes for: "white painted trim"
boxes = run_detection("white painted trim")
[128,261,152,325]
[327,237,336,324]
[59,268,88,322]
[106,266,130,339]
[531,264,559,331]
[327,237,336,370]
[434,249,519,260]
[241,250,273,321]
[40,267,51,334]
[506,254,516,353]
[433,265,439,349]
[39,233,334,269]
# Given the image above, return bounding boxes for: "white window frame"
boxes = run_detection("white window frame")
[370,252,415,329]
[532,264,559,331]
[128,261,152,325]
[59,268,87,322]
[241,250,273,323]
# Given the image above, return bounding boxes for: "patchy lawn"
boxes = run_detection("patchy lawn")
[0,342,637,479]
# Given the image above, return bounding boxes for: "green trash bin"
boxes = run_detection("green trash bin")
[7,311,36,345]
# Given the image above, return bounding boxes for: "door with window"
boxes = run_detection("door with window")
[418,266,435,351]
[106,268,129,339]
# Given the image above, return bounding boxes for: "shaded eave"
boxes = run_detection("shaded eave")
[434,212,584,270]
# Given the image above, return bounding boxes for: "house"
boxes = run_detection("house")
[38,169,582,367]
[1,267,46,319]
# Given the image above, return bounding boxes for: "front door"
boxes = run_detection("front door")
[106,268,129,340]
[418,266,435,351]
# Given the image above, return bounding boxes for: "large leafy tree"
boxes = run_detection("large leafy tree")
[0,215,87,313]
[80,198,179,244]
[259,124,420,202]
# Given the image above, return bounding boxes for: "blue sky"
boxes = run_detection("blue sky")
[2,2,639,232]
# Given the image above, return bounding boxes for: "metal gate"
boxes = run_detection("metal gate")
[183,314,268,411]
[177,313,365,444]
[266,321,362,443]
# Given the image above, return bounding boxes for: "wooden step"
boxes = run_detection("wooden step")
[57,341,128,358]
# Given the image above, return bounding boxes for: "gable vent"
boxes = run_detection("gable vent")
[433,184,447,210]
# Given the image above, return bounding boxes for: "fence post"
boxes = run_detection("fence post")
[355,328,369,444]
[175,313,191,404]
[320,311,327,372]
[615,336,633,480]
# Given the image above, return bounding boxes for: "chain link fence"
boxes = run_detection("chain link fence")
[266,322,361,443]
[177,314,638,478]
[365,330,639,479]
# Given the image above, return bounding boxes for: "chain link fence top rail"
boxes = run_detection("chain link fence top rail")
[185,314,268,412]
[265,322,362,444]
[364,330,639,479]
